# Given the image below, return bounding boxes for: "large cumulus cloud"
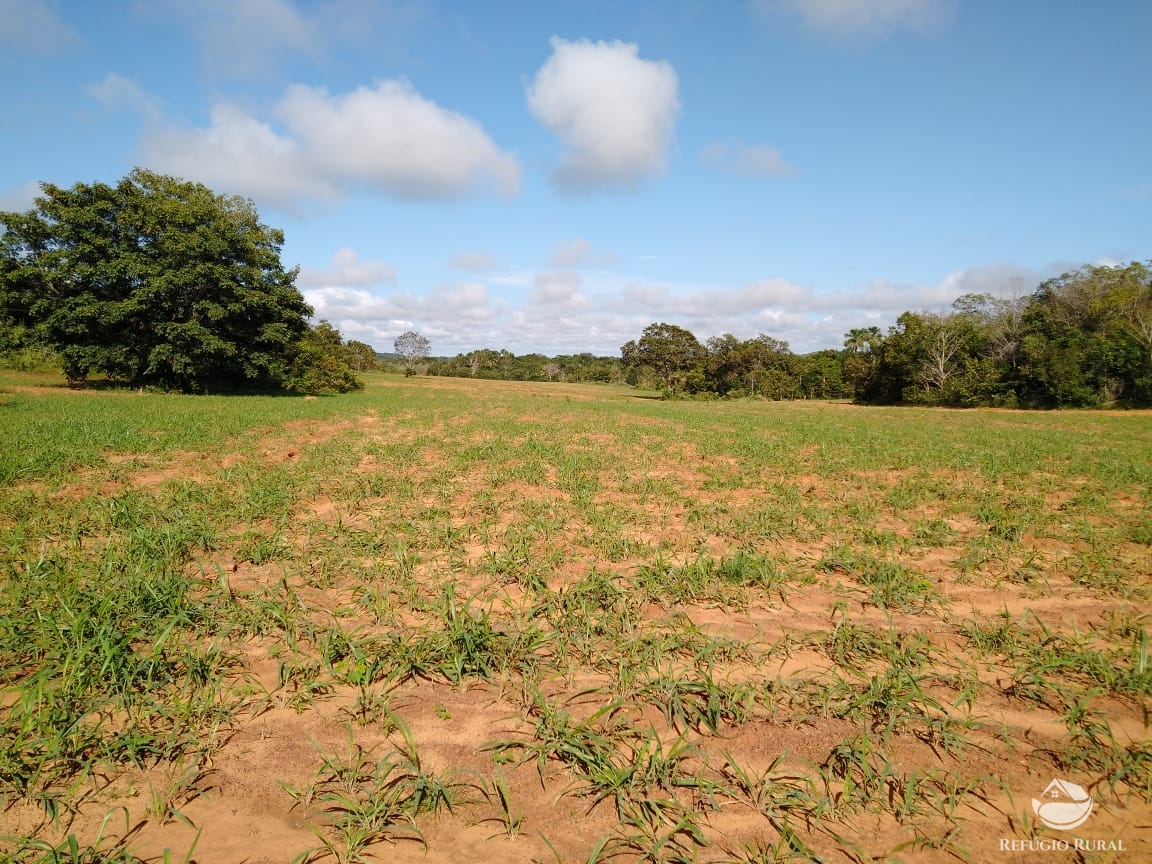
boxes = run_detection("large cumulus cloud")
[527,38,680,190]
[142,80,520,210]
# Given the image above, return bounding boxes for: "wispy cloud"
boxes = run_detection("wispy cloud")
[298,247,396,289]
[449,252,498,273]
[701,142,794,177]
[548,238,620,268]
[531,271,592,308]
[86,73,160,118]
[145,0,426,78]
[141,0,319,79]
[756,0,956,38]
[0,0,79,53]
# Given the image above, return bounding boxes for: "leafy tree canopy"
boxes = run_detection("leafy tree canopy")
[344,340,379,372]
[0,168,314,392]
[283,320,365,395]
[621,322,706,394]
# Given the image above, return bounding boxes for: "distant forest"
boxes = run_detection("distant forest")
[391,262,1152,409]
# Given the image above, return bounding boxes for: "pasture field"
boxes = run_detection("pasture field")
[1,370,1150,863]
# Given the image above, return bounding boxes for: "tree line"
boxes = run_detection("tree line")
[854,263,1151,407]
[392,333,850,398]
[614,262,1151,407]
[417,350,625,385]
[619,324,847,399]
[385,265,1150,409]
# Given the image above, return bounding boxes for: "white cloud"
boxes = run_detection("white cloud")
[0,180,42,212]
[141,81,520,208]
[613,263,1050,352]
[86,73,160,117]
[303,286,409,322]
[298,247,396,289]
[295,260,1060,357]
[532,271,586,306]
[527,37,680,189]
[431,282,493,322]
[817,261,1046,315]
[702,142,794,177]
[142,104,335,211]
[623,282,669,307]
[929,262,1038,303]
[277,81,520,199]
[688,279,809,316]
[549,237,619,268]
[760,0,955,37]
[0,0,77,52]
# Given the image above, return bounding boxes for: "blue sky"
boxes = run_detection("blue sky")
[2,0,1148,355]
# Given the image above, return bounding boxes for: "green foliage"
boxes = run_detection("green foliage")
[425,348,624,383]
[795,349,847,399]
[621,322,707,395]
[343,340,378,372]
[284,721,479,862]
[0,504,239,806]
[618,324,857,401]
[0,318,58,370]
[1015,264,1149,406]
[0,169,313,392]
[703,333,799,398]
[859,263,1152,407]
[283,321,364,394]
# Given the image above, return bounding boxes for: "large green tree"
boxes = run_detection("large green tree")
[0,168,313,391]
[621,323,706,395]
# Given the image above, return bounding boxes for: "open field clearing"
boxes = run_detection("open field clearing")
[1,370,1149,863]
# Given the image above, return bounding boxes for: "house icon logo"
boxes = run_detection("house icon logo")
[1032,778,1094,830]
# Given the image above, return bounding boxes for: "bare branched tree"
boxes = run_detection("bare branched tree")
[1123,278,1152,364]
[919,313,963,391]
[987,295,1027,368]
[466,349,493,377]
[394,331,430,376]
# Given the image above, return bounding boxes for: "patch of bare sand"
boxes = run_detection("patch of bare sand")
[257,419,358,463]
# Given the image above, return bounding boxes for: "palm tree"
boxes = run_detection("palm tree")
[844,327,884,354]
